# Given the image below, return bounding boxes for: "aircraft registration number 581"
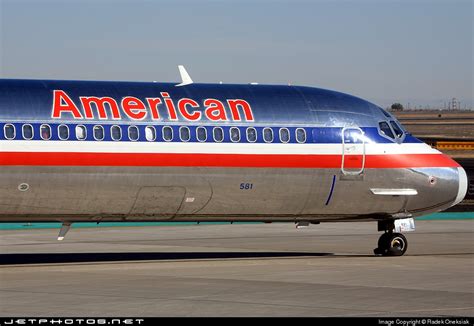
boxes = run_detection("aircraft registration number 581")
[239,183,254,190]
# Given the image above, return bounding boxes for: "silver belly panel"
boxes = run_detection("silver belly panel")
[0,166,458,222]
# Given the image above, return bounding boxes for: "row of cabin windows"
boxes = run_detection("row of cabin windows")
[3,124,308,143]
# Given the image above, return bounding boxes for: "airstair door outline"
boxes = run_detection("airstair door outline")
[341,127,365,175]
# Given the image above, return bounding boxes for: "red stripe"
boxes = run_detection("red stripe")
[0,152,460,168]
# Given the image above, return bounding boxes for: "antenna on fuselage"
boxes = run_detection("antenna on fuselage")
[175,65,194,87]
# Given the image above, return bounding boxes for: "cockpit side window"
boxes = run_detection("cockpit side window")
[390,121,404,138]
[379,121,395,140]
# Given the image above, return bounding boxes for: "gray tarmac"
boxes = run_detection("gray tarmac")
[0,221,473,317]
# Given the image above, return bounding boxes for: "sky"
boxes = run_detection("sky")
[0,0,472,108]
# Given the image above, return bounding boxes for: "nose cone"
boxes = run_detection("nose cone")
[452,167,468,207]
[405,164,466,216]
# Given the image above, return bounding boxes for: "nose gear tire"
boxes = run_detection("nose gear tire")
[374,232,408,257]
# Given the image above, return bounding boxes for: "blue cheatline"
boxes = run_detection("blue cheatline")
[0,213,472,230]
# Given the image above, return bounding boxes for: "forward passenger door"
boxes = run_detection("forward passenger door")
[341,127,365,175]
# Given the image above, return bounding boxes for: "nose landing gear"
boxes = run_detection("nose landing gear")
[374,232,408,256]
[374,220,410,256]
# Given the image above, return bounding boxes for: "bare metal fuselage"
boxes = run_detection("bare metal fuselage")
[0,165,460,223]
[0,79,466,224]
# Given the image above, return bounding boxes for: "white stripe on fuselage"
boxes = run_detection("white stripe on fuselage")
[0,141,440,155]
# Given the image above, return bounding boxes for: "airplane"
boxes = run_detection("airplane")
[0,66,467,256]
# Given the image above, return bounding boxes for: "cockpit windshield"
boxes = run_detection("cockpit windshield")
[376,107,406,140]
[390,121,404,138]
[379,121,395,139]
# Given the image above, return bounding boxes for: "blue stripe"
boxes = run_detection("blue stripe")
[0,123,422,144]
[325,175,336,205]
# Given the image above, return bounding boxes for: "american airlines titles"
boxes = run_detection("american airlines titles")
[51,90,255,122]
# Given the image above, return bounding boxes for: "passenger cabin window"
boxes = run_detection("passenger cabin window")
[128,126,139,141]
[390,121,404,138]
[76,125,87,140]
[296,128,306,143]
[93,125,104,141]
[145,126,156,141]
[4,124,15,140]
[163,126,173,141]
[111,125,122,141]
[179,126,190,142]
[40,124,51,140]
[379,122,395,139]
[23,124,33,140]
[279,128,290,143]
[263,128,273,143]
[230,127,240,142]
[196,127,207,142]
[213,127,224,142]
[246,127,257,142]
[58,124,69,140]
